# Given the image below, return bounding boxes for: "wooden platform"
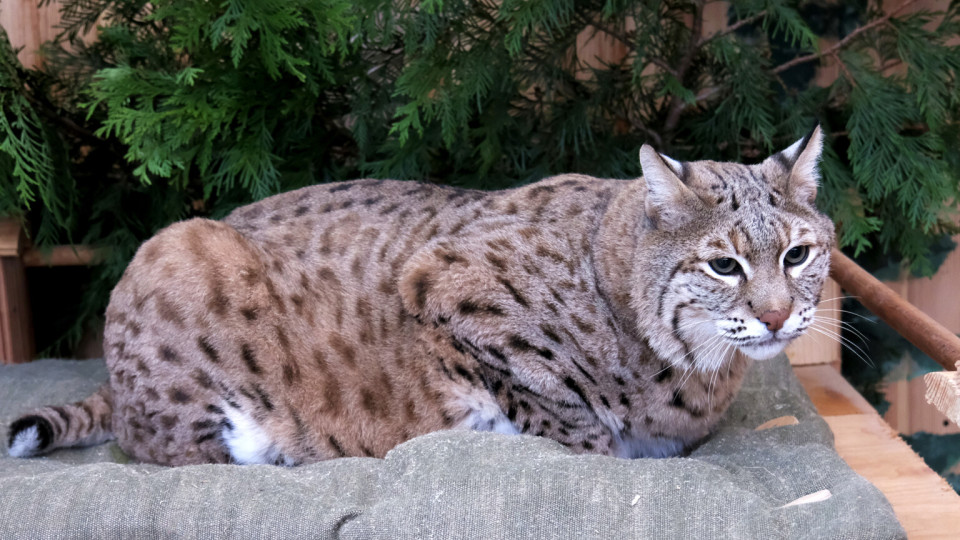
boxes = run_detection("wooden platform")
[794,364,960,538]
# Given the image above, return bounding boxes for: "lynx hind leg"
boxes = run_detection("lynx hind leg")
[104,218,284,465]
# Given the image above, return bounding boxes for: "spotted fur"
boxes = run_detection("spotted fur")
[7,128,833,464]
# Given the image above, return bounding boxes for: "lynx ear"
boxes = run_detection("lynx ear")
[639,145,698,229]
[770,125,824,204]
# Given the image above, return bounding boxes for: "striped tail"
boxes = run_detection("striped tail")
[6,384,114,458]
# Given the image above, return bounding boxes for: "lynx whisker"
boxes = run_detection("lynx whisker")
[813,308,877,323]
[807,323,875,368]
[811,316,870,345]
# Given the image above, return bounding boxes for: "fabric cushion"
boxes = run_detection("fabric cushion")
[0,355,905,539]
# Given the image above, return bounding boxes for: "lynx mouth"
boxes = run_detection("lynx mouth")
[737,335,790,360]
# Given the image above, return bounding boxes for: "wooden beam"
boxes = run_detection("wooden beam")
[830,249,960,372]
[22,245,104,267]
[0,219,24,257]
[0,218,33,363]
[924,362,960,428]
[0,257,35,363]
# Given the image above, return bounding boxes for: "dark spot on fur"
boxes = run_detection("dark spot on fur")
[169,387,193,404]
[135,359,151,376]
[206,404,224,415]
[195,432,218,444]
[410,270,431,311]
[282,363,301,386]
[253,384,275,411]
[458,300,506,316]
[294,205,309,217]
[329,183,355,193]
[329,436,347,457]
[191,419,217,431]
[486,346,507,362]
[540,324,563,344]
[498,277,529,307]
[241,344,261,374]
[360,389,378,414]
[485,252,507,272]
[670,390,686,409]
[198,336,221,363]
[208,282,230,317]
[159,346,179,363]
[159,415,179,430]
[329,334,357,367]
[192,368,214,389]
[155,296,185,327]
[571,314,596,334]
[454,365,475,383]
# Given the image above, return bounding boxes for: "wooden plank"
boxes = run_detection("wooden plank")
[824,414,960,539]
[793,364,875,416]
[796,364,960,538]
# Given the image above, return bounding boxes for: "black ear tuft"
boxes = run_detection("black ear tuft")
[8,415,53,451]
[767,124,824,204]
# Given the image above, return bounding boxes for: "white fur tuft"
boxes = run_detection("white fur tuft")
[222,406,281,465]
[7,425,42,458]
[452,387,519,435]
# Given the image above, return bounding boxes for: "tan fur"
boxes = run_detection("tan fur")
[7,129,834,465]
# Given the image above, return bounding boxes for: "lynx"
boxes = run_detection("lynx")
[7,128,834,466]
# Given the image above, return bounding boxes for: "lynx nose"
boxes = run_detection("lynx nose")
[758,309,789,332]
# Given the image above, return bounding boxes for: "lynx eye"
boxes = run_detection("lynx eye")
[708,258,740,275]
[784,245,809,266]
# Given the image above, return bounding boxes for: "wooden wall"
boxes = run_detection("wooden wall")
[881,237,960,436]
[0,0,63,69]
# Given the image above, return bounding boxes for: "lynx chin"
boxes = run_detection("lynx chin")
[7,127,834,465]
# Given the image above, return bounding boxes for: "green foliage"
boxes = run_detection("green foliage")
[2,0,960,352]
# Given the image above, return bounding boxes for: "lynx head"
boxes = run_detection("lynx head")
[634,127,835,370]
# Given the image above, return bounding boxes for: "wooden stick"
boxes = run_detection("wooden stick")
[924,363,960,427]
[829,249,960,372]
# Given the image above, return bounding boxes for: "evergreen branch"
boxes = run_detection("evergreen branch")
[20,87,101,144]
[662,0,704,144]
[830,51,858,87]
[771,0,920,75]
[674,1,923,127]
[698,10,767,47]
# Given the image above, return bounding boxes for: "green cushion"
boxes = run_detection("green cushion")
[0,355,905,539]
